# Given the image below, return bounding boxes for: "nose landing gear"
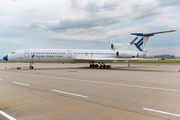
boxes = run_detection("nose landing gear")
[29,63,34,69]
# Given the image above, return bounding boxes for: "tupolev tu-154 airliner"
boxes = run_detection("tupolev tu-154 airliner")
[3,30,176,69]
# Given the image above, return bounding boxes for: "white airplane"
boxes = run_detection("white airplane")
[3,30,176,69]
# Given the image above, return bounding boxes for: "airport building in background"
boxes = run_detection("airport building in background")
[143,54,179,60]
[154,54,175,59]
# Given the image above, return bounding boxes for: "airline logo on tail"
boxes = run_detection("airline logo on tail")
[134,37,143,51]
[131,30,176,51]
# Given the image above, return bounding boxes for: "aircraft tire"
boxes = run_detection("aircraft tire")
[103,65,107,69]
[29,66,34,69]
[95,64,99,68]
[107,65,111,69]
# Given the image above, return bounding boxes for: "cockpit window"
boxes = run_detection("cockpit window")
[11,52,15,54]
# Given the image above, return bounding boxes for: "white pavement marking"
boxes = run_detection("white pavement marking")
[0,110,16,120]
[13,82,30,86]
[1,71,180,92]
[143,108,180,117]
[52,89,88,98]
[0,79,2,80]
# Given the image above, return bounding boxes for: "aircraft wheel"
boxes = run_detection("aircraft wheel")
[92,64,95,68]
[103,65,107,69]
[90,64,94,68]
[29,66,33,69]
[107,65,111,69]
[95,64,99,68]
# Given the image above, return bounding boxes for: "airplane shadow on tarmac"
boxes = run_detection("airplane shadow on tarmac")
[9,66,167,72]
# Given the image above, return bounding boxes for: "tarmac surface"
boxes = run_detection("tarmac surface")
[0,63,180,120]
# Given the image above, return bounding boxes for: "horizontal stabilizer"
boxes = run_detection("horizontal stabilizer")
[131,30,176,36]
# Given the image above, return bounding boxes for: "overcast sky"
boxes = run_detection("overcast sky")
[0,0,179,57]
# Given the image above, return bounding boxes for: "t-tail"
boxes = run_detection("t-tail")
[129,30,176,51]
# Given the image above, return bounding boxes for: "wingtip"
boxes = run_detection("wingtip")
[171,30,177,32]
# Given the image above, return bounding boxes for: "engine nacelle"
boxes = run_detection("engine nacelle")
[116,51,137,58]
[111,43,130,50]
[116,51,146,58]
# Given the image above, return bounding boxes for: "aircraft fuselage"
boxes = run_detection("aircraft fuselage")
[6,49,145,63]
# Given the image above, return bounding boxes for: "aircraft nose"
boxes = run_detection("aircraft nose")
[3,55,8,61]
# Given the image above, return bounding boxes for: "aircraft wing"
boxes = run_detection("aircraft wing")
[73,57,141,62]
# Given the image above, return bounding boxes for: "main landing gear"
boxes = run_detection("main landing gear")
[89,64,99,68]
[99,64,111,69]
[89,62,111,69]
[29,63,34,69]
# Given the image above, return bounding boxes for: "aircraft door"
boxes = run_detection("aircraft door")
[24,50,29,58]
[67,50,72,58]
